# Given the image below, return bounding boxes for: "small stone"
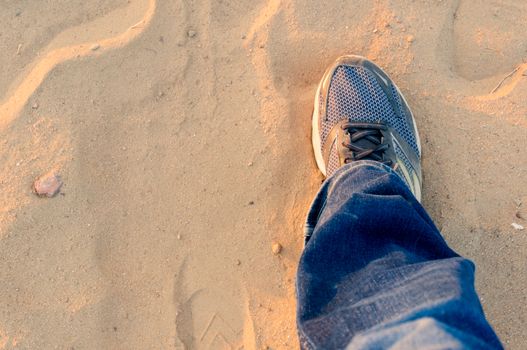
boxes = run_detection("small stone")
[15,9,22,17]
[373,28,378,34]
[90,44,100,51]
[248,201,255,205]
[187,29,197,38]
[406,35,415,43]
[177,234,181,240]
[511,223,524,231]
[33,172,63,198]
[236,259,241,266]
[271,242,282,255]
[248,162,253,167]
[32,103,39,109]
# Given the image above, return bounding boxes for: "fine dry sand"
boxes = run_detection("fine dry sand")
[1,0,526,349]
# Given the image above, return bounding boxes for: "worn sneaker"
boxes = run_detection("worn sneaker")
[312,55,422,201]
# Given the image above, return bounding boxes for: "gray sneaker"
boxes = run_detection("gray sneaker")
[312,55,422,201]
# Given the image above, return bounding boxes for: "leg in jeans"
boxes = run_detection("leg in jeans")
[296,161,503,349]
[298,55,502,349]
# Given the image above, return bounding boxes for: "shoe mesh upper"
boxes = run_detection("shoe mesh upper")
[322,65,420,165]
[327,146,341,176]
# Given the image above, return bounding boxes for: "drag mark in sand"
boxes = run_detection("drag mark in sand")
[480,62,527,100]
[244,0,285,136]
[0,0,157,131]
[245,0,282,43]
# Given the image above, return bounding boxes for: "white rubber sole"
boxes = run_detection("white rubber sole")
[312,80,327,176]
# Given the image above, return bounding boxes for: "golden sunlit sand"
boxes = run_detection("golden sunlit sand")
[1,0,526,348]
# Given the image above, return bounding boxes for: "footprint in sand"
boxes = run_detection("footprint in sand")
[173,260,256,350]
[452,0,526,81]
[450,0,527,98]
[0,0,156,131]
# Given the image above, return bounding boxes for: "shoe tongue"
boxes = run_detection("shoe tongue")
[342,133,382,162]
[356,137,379,151]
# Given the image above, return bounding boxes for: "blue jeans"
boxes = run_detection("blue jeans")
[296,161,503,349]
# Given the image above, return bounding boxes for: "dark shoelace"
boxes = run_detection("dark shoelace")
[341,122,393,166]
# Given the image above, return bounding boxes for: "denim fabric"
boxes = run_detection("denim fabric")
[296,161,503,350]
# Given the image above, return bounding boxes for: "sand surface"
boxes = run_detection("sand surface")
[1,0,527,349]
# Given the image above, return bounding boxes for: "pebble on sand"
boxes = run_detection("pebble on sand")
[187,29,197,38]
[511,223,524,231]
[33,172,63,198]
[90,44,100,51]
[272,242,282,255]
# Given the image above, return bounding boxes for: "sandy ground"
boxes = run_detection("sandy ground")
[1,0,526,349]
